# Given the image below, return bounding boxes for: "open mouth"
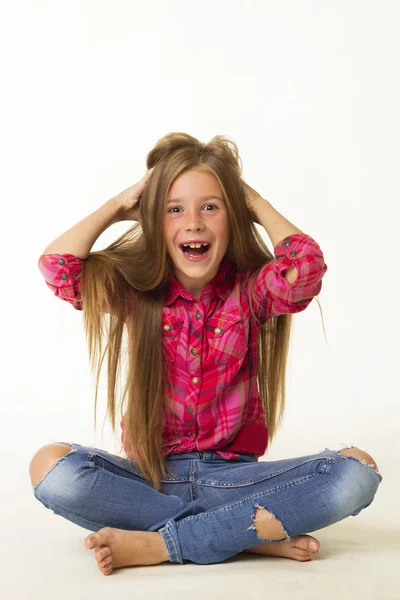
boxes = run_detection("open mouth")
[179,243,211,257]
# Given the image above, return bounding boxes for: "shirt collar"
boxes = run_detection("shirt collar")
[164,255,235,306]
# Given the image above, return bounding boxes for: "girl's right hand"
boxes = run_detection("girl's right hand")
[114,167,155,222]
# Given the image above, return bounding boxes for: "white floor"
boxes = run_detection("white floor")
[7,456,398,600]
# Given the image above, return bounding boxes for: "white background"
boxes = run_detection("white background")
[3,0,399,464]
[1,2,399,592]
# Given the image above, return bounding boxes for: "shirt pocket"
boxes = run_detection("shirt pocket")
[162,313,184,363]
[206,307,247,365]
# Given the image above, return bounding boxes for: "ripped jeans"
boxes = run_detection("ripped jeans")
[32,442,382,565]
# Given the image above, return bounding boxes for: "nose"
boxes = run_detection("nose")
[184,210,205,232]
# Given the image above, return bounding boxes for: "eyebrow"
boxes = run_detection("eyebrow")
[167,194,223,204]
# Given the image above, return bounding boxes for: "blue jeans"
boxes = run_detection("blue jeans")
[32,442,382,565]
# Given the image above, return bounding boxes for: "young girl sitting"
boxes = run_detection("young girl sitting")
[30,132,382,576]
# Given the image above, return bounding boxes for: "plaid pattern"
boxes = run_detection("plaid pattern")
[38,233,328,460]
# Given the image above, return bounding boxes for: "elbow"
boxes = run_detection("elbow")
[284,265,298,285]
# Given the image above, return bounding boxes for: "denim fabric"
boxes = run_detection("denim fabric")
[32,442,382,565]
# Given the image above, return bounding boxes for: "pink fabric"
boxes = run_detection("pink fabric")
[38,233,328,461]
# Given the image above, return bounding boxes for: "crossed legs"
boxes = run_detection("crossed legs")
[29,444,380,572]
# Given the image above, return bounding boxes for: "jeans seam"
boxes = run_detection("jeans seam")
[159,523,180,563]
[175,473,319,527]
[197,457,326,487]
[32,496,128,531]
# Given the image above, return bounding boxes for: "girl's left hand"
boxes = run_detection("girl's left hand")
[241,179,262,223]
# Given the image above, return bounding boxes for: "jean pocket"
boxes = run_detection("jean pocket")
[85,447,147,479]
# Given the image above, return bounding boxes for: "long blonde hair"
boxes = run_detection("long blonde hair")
[79,132,326,491]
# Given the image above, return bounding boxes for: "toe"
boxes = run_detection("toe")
[293,548,316,562]
[100,556,113,568]
[294,535,320,553]
[100,560,113,576]
[98,558,111,571]
[85,534,97,549]
[294,546,312,557]
[95,547,111,561]
[308,539,320,553]
[85,528,113,550]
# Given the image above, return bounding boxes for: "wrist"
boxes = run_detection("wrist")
[108,196,124,223]
[248,195,267,224]
[250,195,268,210]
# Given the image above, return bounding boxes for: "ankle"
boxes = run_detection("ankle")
[149,532,170,563]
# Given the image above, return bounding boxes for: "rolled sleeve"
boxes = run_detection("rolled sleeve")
[247,233,328,325]
[38,253,84,310]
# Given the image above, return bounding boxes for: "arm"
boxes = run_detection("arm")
[42,197,122,259]
[250,196,305,282]
[39,197,124,312]
[244,233,328,325]
[241,183,327,323]
[243,182,306,285]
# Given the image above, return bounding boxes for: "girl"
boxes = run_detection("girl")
[31,132,382,576]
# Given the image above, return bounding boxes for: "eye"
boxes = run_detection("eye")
[167,204,218,214]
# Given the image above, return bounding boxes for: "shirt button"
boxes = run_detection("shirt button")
[283,239,292,247]
[187,407,194,414]
[58,258,66,265]
[163,324,170,331]
[214,327,221,334]
[190,348,198,356]
[289,250,298,257]
[192,377,199,384]
[195,312,201,319]
[61,273,68,280]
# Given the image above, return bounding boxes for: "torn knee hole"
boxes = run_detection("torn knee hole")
[247,504,290,542]
[358,459,380,473]
[337,450,380,474]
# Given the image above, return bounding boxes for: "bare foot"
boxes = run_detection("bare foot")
[243,534,321,562]
[84,527,169,576]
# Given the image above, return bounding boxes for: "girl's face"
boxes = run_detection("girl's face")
[164,169,230,298]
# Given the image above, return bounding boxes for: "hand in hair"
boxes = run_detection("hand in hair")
[241,179,262,224]
[115,167,155,222]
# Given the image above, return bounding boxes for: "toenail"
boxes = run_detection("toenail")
[309,541,318,550]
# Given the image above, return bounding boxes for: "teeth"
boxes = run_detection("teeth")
[182,243,209,248]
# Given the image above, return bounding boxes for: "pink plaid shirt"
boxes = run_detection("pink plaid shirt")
[38,233,328,461]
